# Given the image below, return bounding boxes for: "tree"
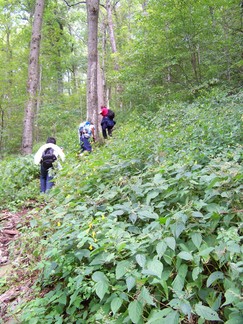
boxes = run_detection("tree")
[22,0,45,154]
[86,0,100,132]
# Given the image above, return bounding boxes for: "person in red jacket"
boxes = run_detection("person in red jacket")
[99,106,115,139]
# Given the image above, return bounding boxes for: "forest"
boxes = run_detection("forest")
[0,0,242,323]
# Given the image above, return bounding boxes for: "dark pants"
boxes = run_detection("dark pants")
[80,135,92,152]
[40,164,54,193]
[101,117,115,139]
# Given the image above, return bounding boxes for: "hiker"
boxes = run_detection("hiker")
[99,106,116,139]
[78,119,95,155]
[34,137,65,193]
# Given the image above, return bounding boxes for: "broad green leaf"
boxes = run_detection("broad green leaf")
[178,264,188,278]
[198,247,214,257]
[172,274,185,292]
[126,276,136,292]
[191,233,202,249]
[128,300,143,323]
[160,280,169,299]
[137,210,159,219]
[95,281,109,300]
[153,173,163,184]
[147,308,172,323]
[206,271,224,287]
[143,260,163,278]
[222,288,241,306]
[92,271,108,283]
[195,303,222,321]
[177,251,193,261]
[139,286,155,306]
[90,252,110,265]
[192,211,204,218]
[180,301,192,317]
[75,249,90,261]
[146,190,160,204]
[211,292,222,311]
[171,222,185,238]
[227,242,241,253]
[111,297,123,315]
[58,293,67,305]
[156,241,167,257]
[192,267,202,281]
[226,312,243,324]
[164,237,176,251]
[116,260,130,279]
[110,210,125,217]
[172,264,188,291]
[164,310,179,324]
[136,254,146,268]
[129,213,138,224]
[69,291,79,307]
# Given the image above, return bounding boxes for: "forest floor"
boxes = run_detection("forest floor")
[0,208,38,323]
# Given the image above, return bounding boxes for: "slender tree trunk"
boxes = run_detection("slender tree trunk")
[0,105,4,157]
[22,0,45,154]
[100,18,108,105]
[35,64,43,143]
[106,0,119,71]
[86,0,100,132]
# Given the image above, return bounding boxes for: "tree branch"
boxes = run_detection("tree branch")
[63,0,106,9]
[63,0,86,7]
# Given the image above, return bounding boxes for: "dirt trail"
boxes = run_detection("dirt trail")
[0,209,36,322]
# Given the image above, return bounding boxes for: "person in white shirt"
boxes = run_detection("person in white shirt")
[34,137,65,193]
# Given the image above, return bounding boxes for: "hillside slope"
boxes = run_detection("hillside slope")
[1,89,242,323]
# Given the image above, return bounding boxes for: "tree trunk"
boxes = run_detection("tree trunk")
[86,0,100,132]
[0,105,4,157]
[106,0,119,71]
[22,0,45,154]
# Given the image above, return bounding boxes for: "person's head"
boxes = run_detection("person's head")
[99,106,108,116]
[46,137,56,144]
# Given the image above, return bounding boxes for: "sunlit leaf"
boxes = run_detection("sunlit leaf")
[116,260,130,279]
[156,241,167,257]
[206,271,224,287]
[111,297,123,314]
[177,251,193,261]
[136,254,146,268]
[138,286,155,305]
[191,232,202,249]
[95,281,109,300]
[195,303,222,321]
[128,300,143,323]
[164,237,176,251]
[126,276,136,292]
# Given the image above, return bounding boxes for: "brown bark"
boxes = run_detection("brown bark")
[22,0,45,154]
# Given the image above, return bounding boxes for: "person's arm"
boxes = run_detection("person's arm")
[54,145,65,161]
[91,126,96,141]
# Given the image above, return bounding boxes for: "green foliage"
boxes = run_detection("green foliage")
[0,155,40,211]
[117,0,243,107]
[6,89,241,323]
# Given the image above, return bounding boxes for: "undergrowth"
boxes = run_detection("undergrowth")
[0,89,242,323]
